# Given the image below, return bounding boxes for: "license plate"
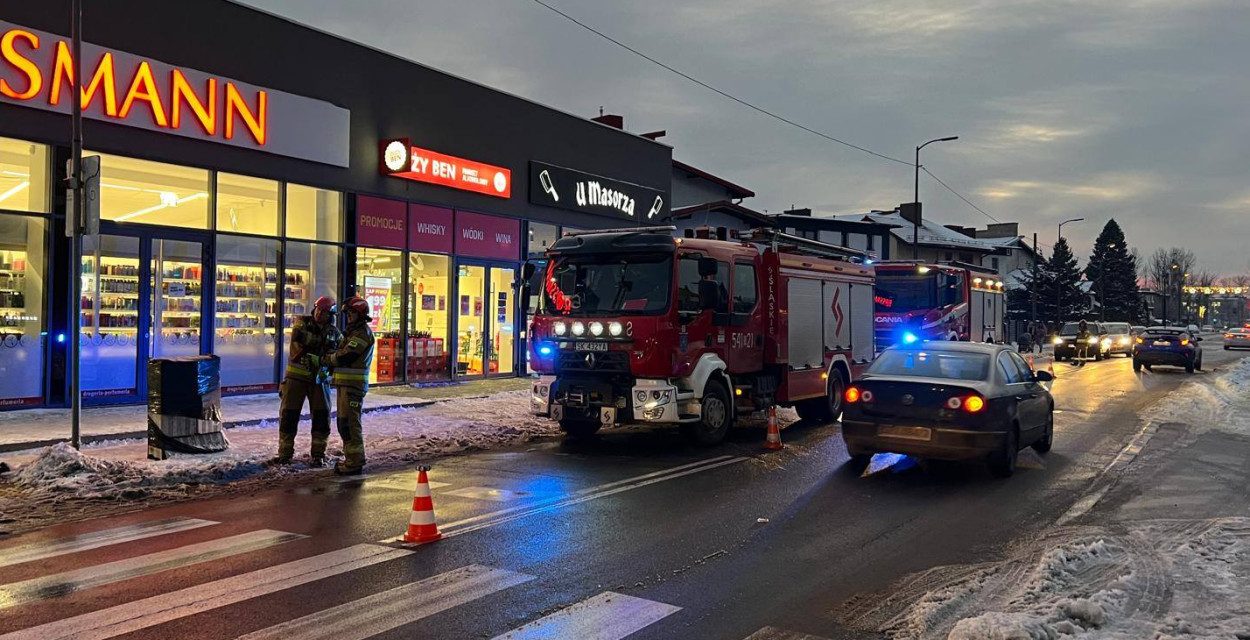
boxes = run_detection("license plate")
[1153,340,1170,346]
[574,342,608,352]
[878,425,932,441]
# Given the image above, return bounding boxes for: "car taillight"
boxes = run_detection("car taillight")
[845,387,861,403]
[1226,334,1234,339]
[946,397,963,410]
[1135,337,1144,344]
[963,395,986,413]
[861,390,874,403]
[1180,339,1190,346]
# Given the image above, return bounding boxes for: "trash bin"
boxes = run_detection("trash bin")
[147,355,228,460]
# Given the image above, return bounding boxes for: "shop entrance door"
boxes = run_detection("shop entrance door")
[455,262,517,378]
[80,229,209,404]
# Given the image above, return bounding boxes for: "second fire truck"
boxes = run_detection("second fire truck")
[525,226,876,445]
[871,260,1006,349]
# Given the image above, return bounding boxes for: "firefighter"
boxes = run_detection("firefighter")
[1075,319,1091,367]
[327,295,375,475]
[274,296,341,466]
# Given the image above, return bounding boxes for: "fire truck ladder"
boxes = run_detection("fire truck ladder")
[740,228,868,262]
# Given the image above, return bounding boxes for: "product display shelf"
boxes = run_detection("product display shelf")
[276,269,310,333]
[156,260,201,338]
[215,263,279,333]
[0,249,30,335]
[80,253,142,338]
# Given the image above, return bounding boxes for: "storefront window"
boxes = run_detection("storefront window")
[80,235,142,396]
[283,241,341,368]
[287,184,343,242]
[0,214,47,405]
[490,267,516,375]
[0,137,50,213]
[216,173,280,236]
[408,253,450,382]
[357,247,403,384]
[527,222,559,258]
[92,153,210,229]
[457,264,486,376]
[215,235,279,392]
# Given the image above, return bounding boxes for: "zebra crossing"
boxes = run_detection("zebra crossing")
[0,502,829,639]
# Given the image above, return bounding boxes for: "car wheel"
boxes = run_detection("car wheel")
[1196,355,1203,371]
[796,368,846,424]
[989,424,1019,478]
[1132,358,1142,372]
[1031,408,1054,454]
[1094,351,1103,362]
[559,417,601,439]
[1185,362,1195,374]
[683,380,732,445]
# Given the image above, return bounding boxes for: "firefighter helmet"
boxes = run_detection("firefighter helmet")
[343,296,371,321]
[312,296,337,323]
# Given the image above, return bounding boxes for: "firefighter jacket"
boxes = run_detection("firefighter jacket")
[285,316,341,383]
[329,321,376,392]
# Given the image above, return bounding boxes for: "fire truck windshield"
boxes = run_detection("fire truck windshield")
[875,274,938,312]
[542,254,673,316]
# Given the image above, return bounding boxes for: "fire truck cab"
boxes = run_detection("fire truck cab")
[525,226,876,445]
[872,260,1006,349]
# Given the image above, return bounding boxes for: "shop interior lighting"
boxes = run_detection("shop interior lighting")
[0,181,29,205]
[115,192,208,222]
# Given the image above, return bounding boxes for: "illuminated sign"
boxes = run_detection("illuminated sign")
[529,161,667,221]
[874,295,893,309]
[0,20,350,166]
[379,138,511,199]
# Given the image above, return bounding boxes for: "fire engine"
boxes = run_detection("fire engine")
[871,260,1006,348]
[524,225,876,445]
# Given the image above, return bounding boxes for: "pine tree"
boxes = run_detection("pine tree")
[1048,237,1086,322]
[1084,220,1140,322]
[1008,257,1055,324]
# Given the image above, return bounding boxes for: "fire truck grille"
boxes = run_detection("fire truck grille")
[556,350,630,374]
[874,328,895,349]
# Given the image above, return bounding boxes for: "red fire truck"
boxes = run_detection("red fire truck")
[524,226,876,445]
[871,260,1006,348]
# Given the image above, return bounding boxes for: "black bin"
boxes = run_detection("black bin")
[147,355,228,460]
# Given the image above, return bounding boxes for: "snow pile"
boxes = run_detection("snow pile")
[1147,357,1250,435]
[889,518,1250,640]
[7,390,560,502]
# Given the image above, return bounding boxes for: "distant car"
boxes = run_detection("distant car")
[1224,328,1250,350]
[1053,321,1109,362]
[1133,326,1203,373]
[841,342,1055,478]
[1202,325,1214,333]
[1186,324,1200,334]
[1131,325,1146,336]
[1100,322,1134,357]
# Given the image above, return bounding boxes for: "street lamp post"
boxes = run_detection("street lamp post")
[1099,243,1116,321]
[1056,218,1084,325]
[913,136,959,259]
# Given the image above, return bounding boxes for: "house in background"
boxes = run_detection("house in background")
[771,208,896,259]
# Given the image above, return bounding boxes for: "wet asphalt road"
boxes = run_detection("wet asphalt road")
[1,343,1245,640]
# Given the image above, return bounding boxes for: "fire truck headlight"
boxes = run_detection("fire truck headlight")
[608,321,624,337]
[589,321,604,337]
[571,322,586,336]
[553,321,567,336]
[903,332,918,344]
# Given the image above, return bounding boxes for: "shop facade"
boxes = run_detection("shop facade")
[0,0,671,409]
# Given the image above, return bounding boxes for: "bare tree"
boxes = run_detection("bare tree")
[1222,273,1250,288]
[1144,247,1196,291]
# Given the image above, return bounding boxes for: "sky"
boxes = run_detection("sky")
[242,0,1250,276]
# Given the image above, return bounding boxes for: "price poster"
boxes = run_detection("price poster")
[363,276,393,332]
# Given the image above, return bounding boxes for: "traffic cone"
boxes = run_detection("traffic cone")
[401,465,443,544]
[1026,354,1035,369]
[1047,362,1056,379]
[764,406,783,451]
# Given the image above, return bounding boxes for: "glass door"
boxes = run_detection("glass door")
[456,264,486,376]
[80,235,143,400]
[150,239,204,360]
[489,266,516,376]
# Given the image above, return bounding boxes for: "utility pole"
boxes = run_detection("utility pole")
[1056,218,1084,325]
[69,0,84,449]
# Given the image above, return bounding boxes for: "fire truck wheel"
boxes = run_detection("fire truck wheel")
[683,381,732,445]
[795,368,845,424]
[559,418,601,439]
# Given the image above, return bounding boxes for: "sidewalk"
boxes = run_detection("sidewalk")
[0,377,529,451]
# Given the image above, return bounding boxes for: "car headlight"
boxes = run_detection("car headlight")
[1088,337,1100,345]
[1053,337,1064,345]
[589,321,604,337]
[553,321,567,336]
[1120,337,1130,345]
[571,321,586,336]
[608,321,623,337]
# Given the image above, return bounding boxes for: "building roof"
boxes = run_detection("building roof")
[829,211,999,252]
[670,200,777,227]
[672,160,755,199]
[771,213,899,233]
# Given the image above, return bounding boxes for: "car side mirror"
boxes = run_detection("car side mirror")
[1195,336,1203,342]
[1033,370,1054,382]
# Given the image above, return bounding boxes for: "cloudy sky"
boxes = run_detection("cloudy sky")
[244,0,1250,275]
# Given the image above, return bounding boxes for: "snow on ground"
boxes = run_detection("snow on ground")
[4,390,558,504]
[1145,356,1250,436]
[884,519,1250,640]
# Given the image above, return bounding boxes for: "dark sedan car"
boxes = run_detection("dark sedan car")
[1132,326,1204,373]
[842,342,1054,478]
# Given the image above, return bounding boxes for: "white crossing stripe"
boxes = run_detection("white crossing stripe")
[0,544,411,640]
[0,529,303,610]
[0,517,218,568]
[490,591,680,640]
[743,626,832,640]
[236,564,534,640]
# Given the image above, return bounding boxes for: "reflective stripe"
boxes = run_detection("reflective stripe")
[286,364,313,376]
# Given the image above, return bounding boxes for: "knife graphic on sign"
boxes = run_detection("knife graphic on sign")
[539,170,559,202]
[646,195,664,219]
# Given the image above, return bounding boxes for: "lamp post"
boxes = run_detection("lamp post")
[1056,218,1084,324]
[913,136,959,259]
[1099,243,1116,321]
[1165,262,1179,324]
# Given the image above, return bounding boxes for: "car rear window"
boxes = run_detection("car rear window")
[1060,322,1083,335]
[1144,329,1184,337]
[868,350,990,381]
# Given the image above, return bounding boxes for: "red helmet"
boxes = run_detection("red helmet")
[343,296,371,320]
[312,296,337,322]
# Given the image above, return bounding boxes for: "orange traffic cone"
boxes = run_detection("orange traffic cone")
[764,406,783,451]
[1047,362,1056,379]
[401,465,443,544]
